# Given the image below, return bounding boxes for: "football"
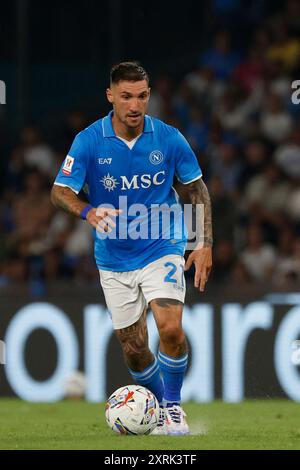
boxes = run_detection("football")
[105,385,160,435]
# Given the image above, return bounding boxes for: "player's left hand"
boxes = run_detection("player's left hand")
[185,246,212,292]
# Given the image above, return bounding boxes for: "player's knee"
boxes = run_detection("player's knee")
[159,324,185,347]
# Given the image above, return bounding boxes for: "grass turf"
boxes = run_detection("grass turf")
[0,399,299,450]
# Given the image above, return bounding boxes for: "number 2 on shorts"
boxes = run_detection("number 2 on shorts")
[164,262,185,287]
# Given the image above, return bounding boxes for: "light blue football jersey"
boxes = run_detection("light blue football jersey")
[54,111,202,271]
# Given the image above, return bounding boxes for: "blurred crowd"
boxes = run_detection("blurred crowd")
[1,0,300,292]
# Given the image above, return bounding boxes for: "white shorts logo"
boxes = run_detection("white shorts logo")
[62,156,74,175]
[149,150,163,165]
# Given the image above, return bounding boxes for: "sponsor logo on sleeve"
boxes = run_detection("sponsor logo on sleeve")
[62,156,74,175]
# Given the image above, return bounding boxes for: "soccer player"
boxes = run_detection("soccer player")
[51,61,213,435]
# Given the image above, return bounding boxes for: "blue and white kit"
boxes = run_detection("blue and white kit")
[54,111,202,327]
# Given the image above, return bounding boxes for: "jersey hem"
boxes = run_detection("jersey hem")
[53,182,80,194]
[176,172,202,185]
[96,247,185,272]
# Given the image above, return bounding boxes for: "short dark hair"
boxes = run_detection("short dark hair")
[110,61,149,85]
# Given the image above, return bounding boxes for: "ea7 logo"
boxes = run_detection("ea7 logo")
[0,80,6,104]
[98,158,112,165]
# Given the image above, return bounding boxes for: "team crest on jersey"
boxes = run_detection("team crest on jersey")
[101,173,119,192]
[62,155,74,175]
[149,150,164,165]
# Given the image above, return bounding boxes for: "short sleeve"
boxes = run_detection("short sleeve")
[54,131,90,194]
[174,130,202,184]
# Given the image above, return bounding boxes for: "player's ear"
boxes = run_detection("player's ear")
[106,88,113,104]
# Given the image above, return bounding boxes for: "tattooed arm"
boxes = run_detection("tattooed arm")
[50,185,89,218]
[188,178,213,248]
[184,178,213,292]
[50,185,121,232]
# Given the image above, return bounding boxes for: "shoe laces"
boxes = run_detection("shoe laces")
[155,406,165,427]
[166,405,182,424]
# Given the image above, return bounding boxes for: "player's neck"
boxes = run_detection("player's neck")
[112,115,143,141]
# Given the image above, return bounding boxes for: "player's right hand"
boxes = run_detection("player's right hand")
[86,207,122,233]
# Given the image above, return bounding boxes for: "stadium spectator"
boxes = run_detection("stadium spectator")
[274,126,300,178]
[274,236,300,287]
[285,0,300,38]
[209,142,242,194]
[19,126,56,177]
[287,179,300,222]
[266,17,300,72]
[241,224,277,282]
[242,163,291,217]
[210,175,236,244]
[215,81,258,134]
[211,239,236,282]
[184,66,224,111]
[10,168,53,256]
[260,92,293,144]
[147,75,173,120]
[238,140,268,189]
[200,31,241,81]
[185,107,209,153]
[233,45,265,95]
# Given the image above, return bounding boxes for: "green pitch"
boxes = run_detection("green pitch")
[0,399,299,450]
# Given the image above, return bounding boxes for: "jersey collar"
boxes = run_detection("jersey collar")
[102,110,154,138]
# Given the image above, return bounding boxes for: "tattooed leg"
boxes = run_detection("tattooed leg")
[115,308,154,371]
[150,298,188,357]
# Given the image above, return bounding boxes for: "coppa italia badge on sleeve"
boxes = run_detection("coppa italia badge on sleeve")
[62,156,75,175]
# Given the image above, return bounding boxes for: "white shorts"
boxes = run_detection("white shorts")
[99,254,186,329]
